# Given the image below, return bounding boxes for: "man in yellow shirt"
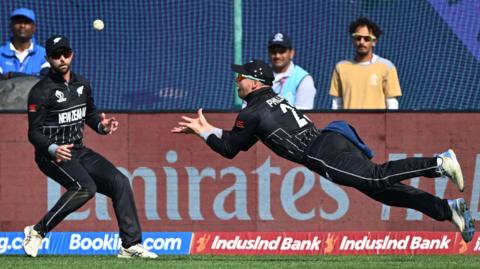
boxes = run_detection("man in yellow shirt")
[329,17,402,109]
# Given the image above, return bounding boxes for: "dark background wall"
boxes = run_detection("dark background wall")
[1,0,478,110]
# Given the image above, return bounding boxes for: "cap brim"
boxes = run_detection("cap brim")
[10,15,35,23]
[231,64,247,75]
[268,43,291,48]
[47,46,72,56]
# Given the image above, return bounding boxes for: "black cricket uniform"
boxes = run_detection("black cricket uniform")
[27,71,141,247]
[206,87,452,221]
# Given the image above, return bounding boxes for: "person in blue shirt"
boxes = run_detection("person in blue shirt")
[0,8,49,79]
[268,32,317,110]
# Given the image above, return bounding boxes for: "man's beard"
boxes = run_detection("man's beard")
[52,64,70,75]
[15,35,31,43]
[356,47,369,57]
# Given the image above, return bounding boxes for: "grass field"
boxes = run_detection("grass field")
[1,255,480,269]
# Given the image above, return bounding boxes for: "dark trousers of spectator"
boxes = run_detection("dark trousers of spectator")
[304,131,452,221]
[33,147,142,247]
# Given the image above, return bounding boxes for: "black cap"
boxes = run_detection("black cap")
[45,35,72,56]
[268,32,292,48]
[231,59,274,85]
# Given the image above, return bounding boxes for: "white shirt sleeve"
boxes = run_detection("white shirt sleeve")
[41,62,51,69]
[294,75,316,110]
[331,97,343,109]
[0,66,3,74]
[386,97,399,109]
[200,128,223,141]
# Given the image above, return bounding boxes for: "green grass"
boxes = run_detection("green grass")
[1,255,480,269]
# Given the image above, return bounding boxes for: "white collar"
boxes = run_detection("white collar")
[10,41,34,54]
[355,54,379,66]
[10,42,34,63]
[273,61,295,83]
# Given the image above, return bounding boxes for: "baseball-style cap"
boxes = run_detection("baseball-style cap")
[10,8,36,23]
[45,35,72,56]
[268,32,292,48]
[231,59,274,85]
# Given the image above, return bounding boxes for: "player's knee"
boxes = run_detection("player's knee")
[75,183,97,199]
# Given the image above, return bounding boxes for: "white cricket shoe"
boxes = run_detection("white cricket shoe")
[23,225,43,257]
[449,198,475,243]
[438,149,464,192]
[117,243,158,259]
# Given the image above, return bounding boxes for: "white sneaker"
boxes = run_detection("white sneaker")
[449,198,475,243]
[23,226,43,257]
[117,243,158,259]
[438,149,464,192]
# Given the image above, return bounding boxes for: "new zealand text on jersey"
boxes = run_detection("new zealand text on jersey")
[58,107,86,124]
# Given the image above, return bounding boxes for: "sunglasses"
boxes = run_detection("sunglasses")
[351,33,376,42]
[236,73,265,83]
[49,49,73,60]
[236,74,247,82]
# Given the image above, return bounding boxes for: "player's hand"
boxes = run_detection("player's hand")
[55,144,73,162]
[100,113,119,134]
[171,108,215,135]
[171,126,195,134]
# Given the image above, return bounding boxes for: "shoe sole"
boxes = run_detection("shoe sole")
[458,200,475,243]
[117,250,157,259]
[117,254,157,259]
[117,254,133,259]
[447,149,464,192]
[23,226,38,257]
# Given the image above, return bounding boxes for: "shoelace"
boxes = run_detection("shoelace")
[24,234,42,247]
[24,234,33,244]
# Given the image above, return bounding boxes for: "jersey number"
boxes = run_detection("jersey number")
[280,103,309,128]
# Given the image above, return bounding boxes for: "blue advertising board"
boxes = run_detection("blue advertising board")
[0,232,192,255]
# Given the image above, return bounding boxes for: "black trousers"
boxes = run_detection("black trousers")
[304,131,452,221]
[34,147,141,247]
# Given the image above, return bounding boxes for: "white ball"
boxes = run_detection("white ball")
[93,19,104,31]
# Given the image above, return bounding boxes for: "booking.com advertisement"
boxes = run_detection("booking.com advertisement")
[0,232,192,255]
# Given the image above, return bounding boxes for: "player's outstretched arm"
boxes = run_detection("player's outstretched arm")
[171,108,217,137]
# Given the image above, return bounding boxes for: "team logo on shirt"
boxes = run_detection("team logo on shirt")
[369,74,379,86]
[235,120,245,128]
[77,86,84,96]
[28,104,37,112]
[55,90,67,103]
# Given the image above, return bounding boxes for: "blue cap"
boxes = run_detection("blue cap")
[10,8,36,23]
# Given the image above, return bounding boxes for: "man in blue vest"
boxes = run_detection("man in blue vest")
[0,8,49,79]
[268,32,316,110]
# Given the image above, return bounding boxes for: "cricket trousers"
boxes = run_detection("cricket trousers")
[303,131,452,221]
[33,146,142,247]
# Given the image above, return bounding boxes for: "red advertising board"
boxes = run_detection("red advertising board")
[191,231,480,255]
[0,113,479,234]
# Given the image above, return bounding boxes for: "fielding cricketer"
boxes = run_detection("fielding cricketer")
[24,35,157,258]
[172,59,475,243]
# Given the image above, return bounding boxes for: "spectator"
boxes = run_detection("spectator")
[329,17,402,109]
[268,32,316,110]
[0,8,49,79]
